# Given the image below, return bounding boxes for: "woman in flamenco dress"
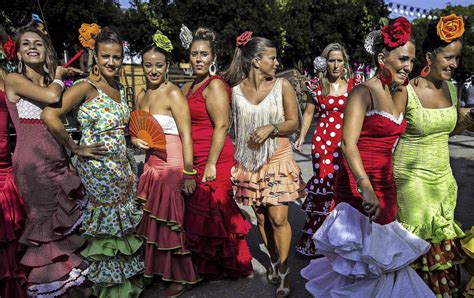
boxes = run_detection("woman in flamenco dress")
[301,17,435,297]
[132,32,200,297]
[0,29,26,298]
[5,26,90,297]
[393,14,467,296]
[182,27,253,280]
[294,43,362,256]
[42,27,143,297]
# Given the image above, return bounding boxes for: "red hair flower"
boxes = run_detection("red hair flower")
[3,35,17,61]
[381,17,411,48]
[236,31,253,47]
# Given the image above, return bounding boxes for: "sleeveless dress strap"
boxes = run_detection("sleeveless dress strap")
[360,84,375,110]
[406,83,421,111]
[446,81,458,108]
[188,75,230,100]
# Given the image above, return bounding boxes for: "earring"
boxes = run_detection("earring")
[209,61,217,76]
[43,63,49,74]
[403,77,409,86]
[378,63,392,86]
[88,64,101,82]
[164,71,169,83]
[420,62,431,78]
[17,60,23,73]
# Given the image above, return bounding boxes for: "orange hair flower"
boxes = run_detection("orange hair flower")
[436,14,465,43]
[79,23,102,50]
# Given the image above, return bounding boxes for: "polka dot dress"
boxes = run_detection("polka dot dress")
[296,76,360,256]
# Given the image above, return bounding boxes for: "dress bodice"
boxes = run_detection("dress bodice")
[152,114,178,135]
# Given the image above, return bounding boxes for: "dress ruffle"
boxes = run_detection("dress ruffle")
[301,202,434,297]
[232,158,305,206]
[184,181,253,279]
[0,170,26,297]
[135,158,200,284]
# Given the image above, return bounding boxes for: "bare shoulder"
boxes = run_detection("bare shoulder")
[166,83,186,100]
[280,78,294,90]
[181,81,193,94]
[207,77,228,92]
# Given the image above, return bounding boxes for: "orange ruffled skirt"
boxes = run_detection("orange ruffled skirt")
[232,137,305,206]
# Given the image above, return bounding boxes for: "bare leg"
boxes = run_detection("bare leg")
[253,205,278,262]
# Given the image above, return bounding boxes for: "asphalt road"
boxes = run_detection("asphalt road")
[141,133,474,298]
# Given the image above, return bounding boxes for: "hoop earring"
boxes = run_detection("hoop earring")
[420,63,431,78]
[164,71,169,83]
[88,64,101,82]
[17,60,23,73]
[43,63,49,74]
[209,61,217,76]
[378,63,392,87]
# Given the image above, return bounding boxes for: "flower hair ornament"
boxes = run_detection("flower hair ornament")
[0,33,17,73]
[152,30,173,53]
[179,24,193,50]
[79,23,101,50]
[313,56,327,73]
[236,31,253,47]
[436,14,464,43]
[364,30,381,55]
[364,17,411,55]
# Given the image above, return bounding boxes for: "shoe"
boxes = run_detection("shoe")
[267,258,280,285]
[276,267,290,297]
[162,283,191,298]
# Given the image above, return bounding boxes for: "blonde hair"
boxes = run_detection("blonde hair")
[317,43,351,98]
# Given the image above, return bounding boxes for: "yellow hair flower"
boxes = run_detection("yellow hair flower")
[152,30,173,53]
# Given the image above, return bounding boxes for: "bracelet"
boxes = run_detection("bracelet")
[183,169,197,176]
[270,123,279,137]
[52,79,65,91]
[356,176,369,194]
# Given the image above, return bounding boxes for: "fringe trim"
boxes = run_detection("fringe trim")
[26,267,89,297]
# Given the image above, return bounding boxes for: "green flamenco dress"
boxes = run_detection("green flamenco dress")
[394,81,465,297]
[73,80,144,297]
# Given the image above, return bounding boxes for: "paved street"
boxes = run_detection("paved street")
[142,132,474,298]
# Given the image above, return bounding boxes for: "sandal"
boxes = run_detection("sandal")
[276,267,290,297]
[267,258,280,285]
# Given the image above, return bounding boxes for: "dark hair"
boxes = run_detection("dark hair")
[191,27,218,58]
[422,20,463,56]
[141,44,170,64]
[15,26,57,84]
[223,36,275,87]
[94,27,123,55]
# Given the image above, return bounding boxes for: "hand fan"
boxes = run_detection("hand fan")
[129,110,166,151]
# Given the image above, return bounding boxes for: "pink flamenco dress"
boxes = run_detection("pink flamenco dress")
[6,94,90,297]
[184,75,253,280]
[0,90,26,298]
[135,114,200,285]
[301,106,435,297]
[297,76,360,256]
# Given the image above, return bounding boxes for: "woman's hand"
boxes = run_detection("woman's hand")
[72,143,108,159]
[182,179,196,196]
[294,135,305,151]
[131,137,149,150]
[54,66,84,80]
[249,124,274,144]
[359,185,381,222]
[202,164,216,182]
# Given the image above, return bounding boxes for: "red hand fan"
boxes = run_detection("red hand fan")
[129,110,166,151]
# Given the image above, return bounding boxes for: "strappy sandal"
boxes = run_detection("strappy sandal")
[267,258,280,285]
[276,267,290,297]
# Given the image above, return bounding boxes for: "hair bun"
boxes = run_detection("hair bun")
[194,27,217,43]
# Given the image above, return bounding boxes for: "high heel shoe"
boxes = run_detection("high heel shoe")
[267,259,280,285]
[276,267,290,297]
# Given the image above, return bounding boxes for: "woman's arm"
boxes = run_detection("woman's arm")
[41,81,107,158]
[131,89,150,150]
[202,79,231,182]
[340,85,380,220]
[250,79,299,144]
[169,86,196,194]
[294,94,316,150]
[5,66,76,104]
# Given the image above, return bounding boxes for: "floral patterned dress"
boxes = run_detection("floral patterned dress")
[73,79,143,297]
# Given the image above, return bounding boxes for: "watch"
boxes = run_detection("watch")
[270,123,279,137]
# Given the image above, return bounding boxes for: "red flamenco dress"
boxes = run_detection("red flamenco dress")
[297,76,360,256]
[184,76,253,280]
[0,90,26,298]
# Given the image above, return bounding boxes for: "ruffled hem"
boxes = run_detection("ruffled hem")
[296,233,321,257]
[26,267,88,298]
[142,245,201,284]
[401,218,465,245]
[301,258,435,297]
[81,234,142,261]
[410,239,465,295]
[81,200,142,238]
[314,202,430,278]
[184,182,253,279]
[92,276,143,298]
[301,190,334,214]
[461,227,474,259]
[85,252,144,285]
[231,158,305,206]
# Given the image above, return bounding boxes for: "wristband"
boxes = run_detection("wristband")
[52,79,65,91]
[183,169,197,176]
